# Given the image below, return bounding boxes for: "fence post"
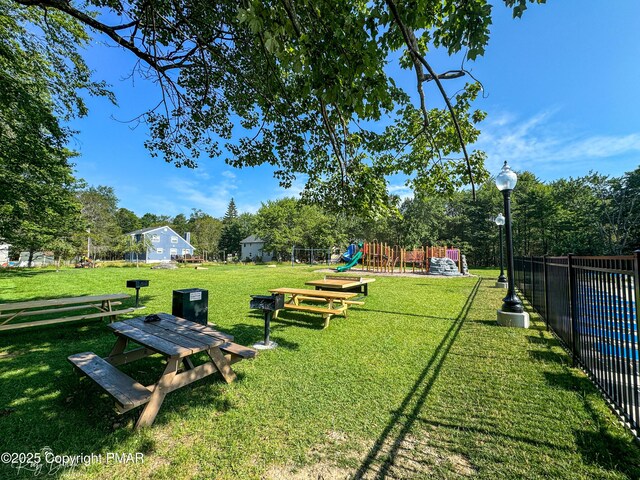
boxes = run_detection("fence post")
[567,253,578,366]
[530,255,535,309]
[543,255,549,331]
[633,250,640,427]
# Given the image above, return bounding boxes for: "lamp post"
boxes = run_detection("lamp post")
[494,213,507,288]
[495,161,529,328]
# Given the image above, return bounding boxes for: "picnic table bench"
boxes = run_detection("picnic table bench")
[305,275,375,296]
[68,312,256,429]
[268,287,360,328]
[0,294,134,331]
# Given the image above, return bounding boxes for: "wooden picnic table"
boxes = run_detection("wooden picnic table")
[268,287,360,328]
[305,275,375,296]
[0,294,134,331]
[68,312,256,429]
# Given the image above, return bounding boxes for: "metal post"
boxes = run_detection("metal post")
[501,189,524,313]
[631,250,640,427]
[543,255,549,331]
[497,225,506,283]
[291,245,295,267]
[264,311,272,345]
[568,253,578,366]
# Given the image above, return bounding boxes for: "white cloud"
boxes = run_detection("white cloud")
[475,109,640,176]
[387,183,413,200]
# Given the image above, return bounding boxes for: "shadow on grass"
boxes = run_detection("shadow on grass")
[224,321,300,351]
[534,328,640,478]
[357,308,455,321]
[0,269,59,279]
[354,278,481,480]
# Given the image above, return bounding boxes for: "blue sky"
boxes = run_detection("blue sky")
[69,0,640,217]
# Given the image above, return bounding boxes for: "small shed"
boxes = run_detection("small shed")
[240,235,272,262]
[0,243,9,266]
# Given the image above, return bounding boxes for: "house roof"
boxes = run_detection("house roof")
[126,225,195,248]
[241,235,264,244]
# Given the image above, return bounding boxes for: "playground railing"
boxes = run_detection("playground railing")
[515,253,640,437]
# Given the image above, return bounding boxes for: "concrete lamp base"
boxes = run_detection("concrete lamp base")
[494,281,508,289]
[496,310,530,329]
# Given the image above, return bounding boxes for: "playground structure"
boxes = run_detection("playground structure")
[339,241,463,274]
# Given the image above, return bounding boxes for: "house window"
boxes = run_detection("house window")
[156,248,164,254]
[171,236,179,243]
[150,234,160,243]
[244,244,247,248]
[170,248,177,255]
[182,248,190,255]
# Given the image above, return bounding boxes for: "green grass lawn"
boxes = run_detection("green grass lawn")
[0,265,638,479]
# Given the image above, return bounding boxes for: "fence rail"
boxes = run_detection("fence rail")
[515,253,640,436]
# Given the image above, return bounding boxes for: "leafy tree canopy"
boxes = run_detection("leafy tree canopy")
[10,0,544,215]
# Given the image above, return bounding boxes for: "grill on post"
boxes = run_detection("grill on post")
[250,294,284,349]
[126,279,149,309]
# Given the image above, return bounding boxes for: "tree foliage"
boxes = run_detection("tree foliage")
[9,0,545,215]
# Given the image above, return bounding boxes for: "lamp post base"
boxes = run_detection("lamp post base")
[253,340,278,350]
[497,310,530,328]
[494,281,508,289]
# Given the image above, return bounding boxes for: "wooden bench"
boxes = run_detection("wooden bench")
[69,352,152,413]
[219,341,258,364]
[0,294,134,331]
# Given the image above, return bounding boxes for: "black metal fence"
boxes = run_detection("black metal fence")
[515,253,639,435]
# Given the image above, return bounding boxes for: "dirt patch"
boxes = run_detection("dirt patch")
[266,429,476,479]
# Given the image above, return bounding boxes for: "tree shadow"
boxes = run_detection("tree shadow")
[357,308,455,321]
[354,278,481,479]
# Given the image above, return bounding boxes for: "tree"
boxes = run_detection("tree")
[8,0,545,214]
[223,199,238,223]
[139,213,171,228]
[0,0,98,261]
[188,210,223,258]
[77,186,121,258]
[116,208,141,234]
[254,198,343,258]
[171,213,189,238]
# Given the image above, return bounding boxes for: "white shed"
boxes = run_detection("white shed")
[0,244,9,265]
[240,235,273,262]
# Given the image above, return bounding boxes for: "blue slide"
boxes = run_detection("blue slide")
[341,243,358,262]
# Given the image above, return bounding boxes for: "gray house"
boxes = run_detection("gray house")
[240,235,272,262]
[125,226,195,263]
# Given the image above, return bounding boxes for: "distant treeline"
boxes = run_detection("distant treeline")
[6,167,639,267]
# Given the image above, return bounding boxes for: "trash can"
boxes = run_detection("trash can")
[172,288,209,325]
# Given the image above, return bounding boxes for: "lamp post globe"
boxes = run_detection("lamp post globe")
[495,161,528,327]
[494,214,507,284]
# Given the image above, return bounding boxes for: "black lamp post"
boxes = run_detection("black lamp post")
[494,213,507,284]
[495,161,524,314]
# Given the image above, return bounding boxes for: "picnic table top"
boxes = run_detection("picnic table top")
[0,293,130,312]
[268,287,358,299]
[107,313,225,358]
[305,278,376,288]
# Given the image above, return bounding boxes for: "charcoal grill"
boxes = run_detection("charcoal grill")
[250,294,284,349]
[126,279,149,308]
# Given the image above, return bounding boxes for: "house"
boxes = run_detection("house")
[125,226,195,263]
[240,235,273,262]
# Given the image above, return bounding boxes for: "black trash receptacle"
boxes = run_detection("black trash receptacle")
[172,288,209,325]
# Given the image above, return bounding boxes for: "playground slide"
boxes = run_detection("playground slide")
[337,250,363,272]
